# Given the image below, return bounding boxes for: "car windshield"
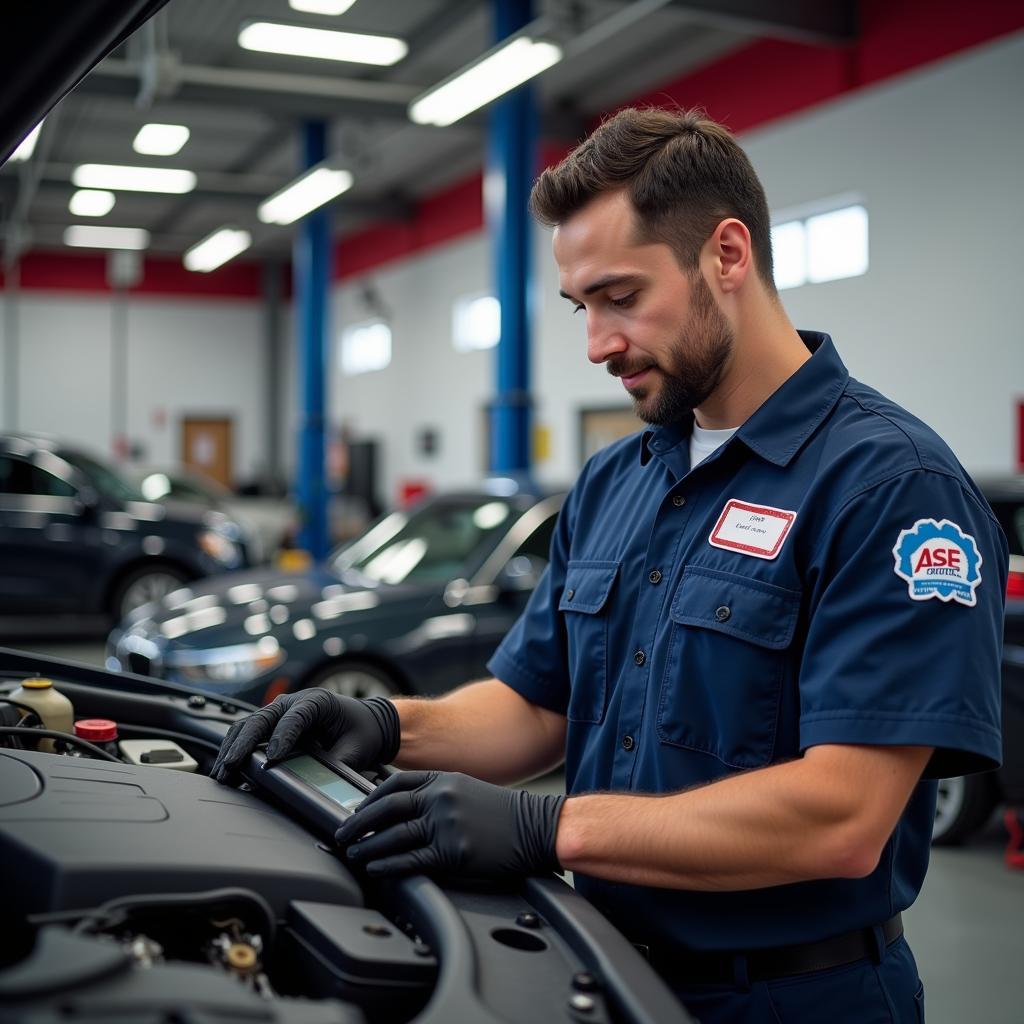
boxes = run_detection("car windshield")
[60,451,145,503]
[332,498,515,584]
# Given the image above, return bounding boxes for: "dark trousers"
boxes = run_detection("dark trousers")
[666,937,925,1024]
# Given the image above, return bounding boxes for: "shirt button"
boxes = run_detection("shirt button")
[714,605,731,622]
[648,569,662,585]
[672,495,686,508]
[566,589,575,601]
[622,735,635,751]
[633,649,646,666]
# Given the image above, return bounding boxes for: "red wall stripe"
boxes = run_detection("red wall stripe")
[1,250,263,299]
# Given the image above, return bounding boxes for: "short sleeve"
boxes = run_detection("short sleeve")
[486,488,576,716]
[799,469,1006,778]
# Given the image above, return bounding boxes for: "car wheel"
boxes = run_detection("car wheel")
[307,661,399,700]
[112,565,190,622]
[932,773,999,846]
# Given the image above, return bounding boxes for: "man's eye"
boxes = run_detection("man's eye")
[572,304,585,315]
[610,293,636,309]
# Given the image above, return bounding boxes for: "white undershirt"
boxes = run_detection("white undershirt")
[689,423,739,468]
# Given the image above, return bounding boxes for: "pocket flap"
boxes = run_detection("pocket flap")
[558,560,620,614]
[669,565,800,649]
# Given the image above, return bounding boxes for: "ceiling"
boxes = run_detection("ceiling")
[0,0,856,266]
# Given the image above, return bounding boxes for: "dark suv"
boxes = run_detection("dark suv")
[0,435,251,630]
[932,476,1024,844]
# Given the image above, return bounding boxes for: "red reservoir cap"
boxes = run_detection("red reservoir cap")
[75,718,118,742]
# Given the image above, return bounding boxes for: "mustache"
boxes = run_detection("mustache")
[606,357,655,378]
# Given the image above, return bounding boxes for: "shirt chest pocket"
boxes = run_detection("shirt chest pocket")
[558,560,619,724]
[657,565,801,768]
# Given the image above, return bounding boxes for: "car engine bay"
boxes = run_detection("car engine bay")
[0,649,686,1024]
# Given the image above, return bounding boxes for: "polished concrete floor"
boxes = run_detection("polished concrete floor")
[7,638,1024,1024]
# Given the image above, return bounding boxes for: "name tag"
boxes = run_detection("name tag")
[708,499,797,560]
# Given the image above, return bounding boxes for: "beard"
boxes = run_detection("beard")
[607,273,733,426]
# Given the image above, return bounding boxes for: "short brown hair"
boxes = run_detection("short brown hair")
[530,107,776,292]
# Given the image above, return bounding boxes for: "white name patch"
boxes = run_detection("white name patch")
[708,499,797,560]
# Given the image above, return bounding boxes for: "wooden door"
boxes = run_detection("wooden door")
[181,417,233,489]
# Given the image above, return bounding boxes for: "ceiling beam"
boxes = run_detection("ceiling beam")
[669,0,857,45]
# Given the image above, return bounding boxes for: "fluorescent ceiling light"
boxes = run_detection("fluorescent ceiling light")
[64,225,150,250]
[184,227,252,273]
[410,37,562,127]
[69,190,116,217]
[289,0,357,13]
[9,122,43,162]
[238,22,406,65]
[133,123,190,156]
[72,163,196,194]
[258,167,353,225]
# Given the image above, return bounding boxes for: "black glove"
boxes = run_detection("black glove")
[211,689,400,784]
[335,770,566,879]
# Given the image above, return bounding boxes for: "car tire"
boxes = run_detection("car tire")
[932,772,1000,846]
[111,564,190,622]
[305,660,400,701]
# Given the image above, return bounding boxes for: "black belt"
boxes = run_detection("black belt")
[638,913,904,986]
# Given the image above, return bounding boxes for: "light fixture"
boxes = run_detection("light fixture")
[409,37,562,127]
[258,167,353,225]
[133,123,190,156]
[184,227,252,273]
[289,0,357,13]
[64,225,150,250]
[72,164,197,194]
[9,122,43,162]
[69,190,116,217]
[238,22,407,65]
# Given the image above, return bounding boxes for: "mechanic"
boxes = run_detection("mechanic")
[214,108,1006,1023]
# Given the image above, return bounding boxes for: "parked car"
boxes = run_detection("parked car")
[0,435,252,630]
[0,646,684,1023]
[931,475,1024,844]
[127,465,295,565]
[107,488,564,705]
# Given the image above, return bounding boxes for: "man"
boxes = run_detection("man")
[214,108,1005,1023]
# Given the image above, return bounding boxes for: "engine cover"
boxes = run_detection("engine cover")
[0,750,362,918]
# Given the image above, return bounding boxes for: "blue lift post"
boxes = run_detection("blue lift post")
[487,0,537,485]
[294,120,331,559]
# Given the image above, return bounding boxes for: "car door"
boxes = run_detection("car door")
[0,453,106,613]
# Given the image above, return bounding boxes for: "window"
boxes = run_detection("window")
[0,455,76,497]
[340,320,391,376]
[453,294,500,352]
[771,200,868,291]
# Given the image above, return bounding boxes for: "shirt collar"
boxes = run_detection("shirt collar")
[639,331,849,468]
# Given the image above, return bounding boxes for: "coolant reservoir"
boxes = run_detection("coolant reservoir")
[9,677,74,753]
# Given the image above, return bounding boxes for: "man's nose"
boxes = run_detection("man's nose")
[586,315,628,365]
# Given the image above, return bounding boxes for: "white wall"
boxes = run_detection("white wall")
[0,292,265,483]
[333,30,1024,501]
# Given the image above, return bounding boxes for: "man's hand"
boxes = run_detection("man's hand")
[211,689,400,783]
[336,770,566,878]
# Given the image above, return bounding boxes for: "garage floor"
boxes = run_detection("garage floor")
[7,639,1023,1023]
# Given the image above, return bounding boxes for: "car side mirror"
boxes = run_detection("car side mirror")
[496,554,547,592]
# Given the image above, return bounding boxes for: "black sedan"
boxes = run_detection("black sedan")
[0,435,252,631]
[107,488,564,706]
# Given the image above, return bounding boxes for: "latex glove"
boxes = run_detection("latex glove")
[336,770,566,879]
[211,689,400,783]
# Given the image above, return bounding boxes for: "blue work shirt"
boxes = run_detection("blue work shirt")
[488,332,1005,952]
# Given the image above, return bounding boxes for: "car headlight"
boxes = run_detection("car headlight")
[198,529,242,567]
[170,638,286,684]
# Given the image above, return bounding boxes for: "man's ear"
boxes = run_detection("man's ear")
[708,218,752,294]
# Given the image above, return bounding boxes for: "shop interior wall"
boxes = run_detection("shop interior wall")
[0,293,265,484]
[330,30,1023,503]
